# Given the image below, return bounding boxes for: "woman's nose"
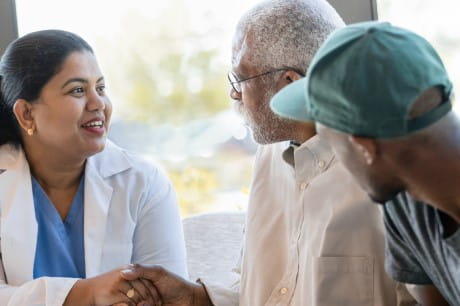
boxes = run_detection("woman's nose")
[86,91,106,111]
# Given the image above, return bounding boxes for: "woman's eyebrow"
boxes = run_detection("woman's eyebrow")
[61,76,104,89]
[61,78,88,89]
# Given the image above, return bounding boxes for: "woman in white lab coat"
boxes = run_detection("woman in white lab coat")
[0,29,187,305]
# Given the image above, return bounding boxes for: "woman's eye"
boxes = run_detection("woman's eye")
[96,85,106,94]
[70,87,84,94]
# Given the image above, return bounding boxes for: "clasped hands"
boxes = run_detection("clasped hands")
[65,264,212,306]
[115,264,199,306]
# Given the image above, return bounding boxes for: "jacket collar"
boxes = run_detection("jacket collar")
[85,140,132,178]
[0,146,37,285]
[0,143,22,170]
[0,140,131,176]
[0,140,131,283]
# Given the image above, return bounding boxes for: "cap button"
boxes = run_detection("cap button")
[367,27,377,34]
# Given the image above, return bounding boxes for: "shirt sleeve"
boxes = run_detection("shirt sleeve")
[383,200,432,285]
[0,270,78,306]
[0,220,78,306]
[199,281,239,306]
[198,234,243,306]
[131,164,188,278]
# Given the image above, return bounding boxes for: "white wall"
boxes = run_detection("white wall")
[0,0,18,56]
[328,0,378,23]
[1,0,376,56]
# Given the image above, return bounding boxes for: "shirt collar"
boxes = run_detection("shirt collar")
[282,134,335,182]
[0,140,131,179]
[87,140,132,178]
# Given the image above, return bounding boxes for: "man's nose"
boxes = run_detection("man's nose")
[229,87,241,100]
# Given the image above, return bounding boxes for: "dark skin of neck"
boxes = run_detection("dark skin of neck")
[22,138,85,221]
[291,121,317,144]
[397,149,460,233]
[383,114,460,228]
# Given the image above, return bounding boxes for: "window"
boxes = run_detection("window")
[15,0,262,216]
[11,0,459,217]
[377,0,460,111]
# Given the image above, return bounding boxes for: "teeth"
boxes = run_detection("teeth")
[83,120,103,128]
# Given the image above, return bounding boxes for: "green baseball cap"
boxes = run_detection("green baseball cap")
[270,21,453,138]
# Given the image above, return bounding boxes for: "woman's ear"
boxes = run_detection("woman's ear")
[13,99,36,135]
[348,135,378,165]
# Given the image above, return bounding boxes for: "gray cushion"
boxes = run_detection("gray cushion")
[183,212,245,286]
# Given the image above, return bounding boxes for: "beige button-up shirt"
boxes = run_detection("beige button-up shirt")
[204,136,414,305]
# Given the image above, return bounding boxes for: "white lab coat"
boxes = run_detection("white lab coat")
[0,140,188,305]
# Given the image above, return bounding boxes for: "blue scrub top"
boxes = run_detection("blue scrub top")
[32,175,86,279]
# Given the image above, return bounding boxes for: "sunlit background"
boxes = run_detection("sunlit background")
[15,0,460,217]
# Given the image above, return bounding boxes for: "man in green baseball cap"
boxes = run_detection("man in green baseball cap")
[271,21,458,305]
[119,5,416,306]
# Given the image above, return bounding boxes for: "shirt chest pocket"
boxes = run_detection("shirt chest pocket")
[313,256,374,306]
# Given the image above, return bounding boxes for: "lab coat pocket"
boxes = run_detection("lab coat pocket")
[313,256,373,306]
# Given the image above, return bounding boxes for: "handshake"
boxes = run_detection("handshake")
[64,265,213,306]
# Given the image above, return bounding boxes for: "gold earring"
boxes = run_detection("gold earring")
[27,128,34,136]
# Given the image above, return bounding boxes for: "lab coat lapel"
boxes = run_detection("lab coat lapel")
[83,159,113,277]
[0,146,37,285]
[83,141,132,277]
[0,141,130,281]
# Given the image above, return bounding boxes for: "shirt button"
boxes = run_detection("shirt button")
[300,182,308,190]
[318,160,326,168]
[280,287,288,295]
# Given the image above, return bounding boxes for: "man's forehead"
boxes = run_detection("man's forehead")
[231,30,254,71]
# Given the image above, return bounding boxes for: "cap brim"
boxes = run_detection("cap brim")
[270,78,312,122]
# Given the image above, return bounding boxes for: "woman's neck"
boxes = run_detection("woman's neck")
[23,143,85,191]
[24,142,86,220]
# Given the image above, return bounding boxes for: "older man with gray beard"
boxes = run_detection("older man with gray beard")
[120,1,416,305]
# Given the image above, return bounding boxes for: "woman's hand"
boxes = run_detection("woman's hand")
[121,265,213,306]
[63,266,161,306]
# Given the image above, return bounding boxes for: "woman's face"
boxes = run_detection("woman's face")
[29,50,112,160]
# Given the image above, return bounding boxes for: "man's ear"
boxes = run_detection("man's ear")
[277,70,303,90]
[13,99,35,133]
[348,135,379,165]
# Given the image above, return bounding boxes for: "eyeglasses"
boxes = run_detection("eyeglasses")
[227,67,305,94]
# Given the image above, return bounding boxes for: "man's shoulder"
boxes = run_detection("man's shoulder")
[253,141,291,168]
[255,141,290,157]
[385,192,431,216]
[384,191,437,234]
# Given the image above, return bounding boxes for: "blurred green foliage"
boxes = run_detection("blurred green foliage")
[94,0,460,216]
[97,0,231,125]
[169,166,217,216]
[94,1,253,216]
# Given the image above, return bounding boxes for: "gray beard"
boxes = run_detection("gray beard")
[235,87,297,145]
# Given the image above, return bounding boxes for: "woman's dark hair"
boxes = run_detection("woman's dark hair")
[0,29,93,146]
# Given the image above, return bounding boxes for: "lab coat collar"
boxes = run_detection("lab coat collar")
[0,145,37,285]
[82,140,132,277]
[0,140,132,175]
[87,140,132,179]
[0,140,132,283]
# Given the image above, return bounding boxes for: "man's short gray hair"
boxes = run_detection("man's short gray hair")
[236,0,345,73]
